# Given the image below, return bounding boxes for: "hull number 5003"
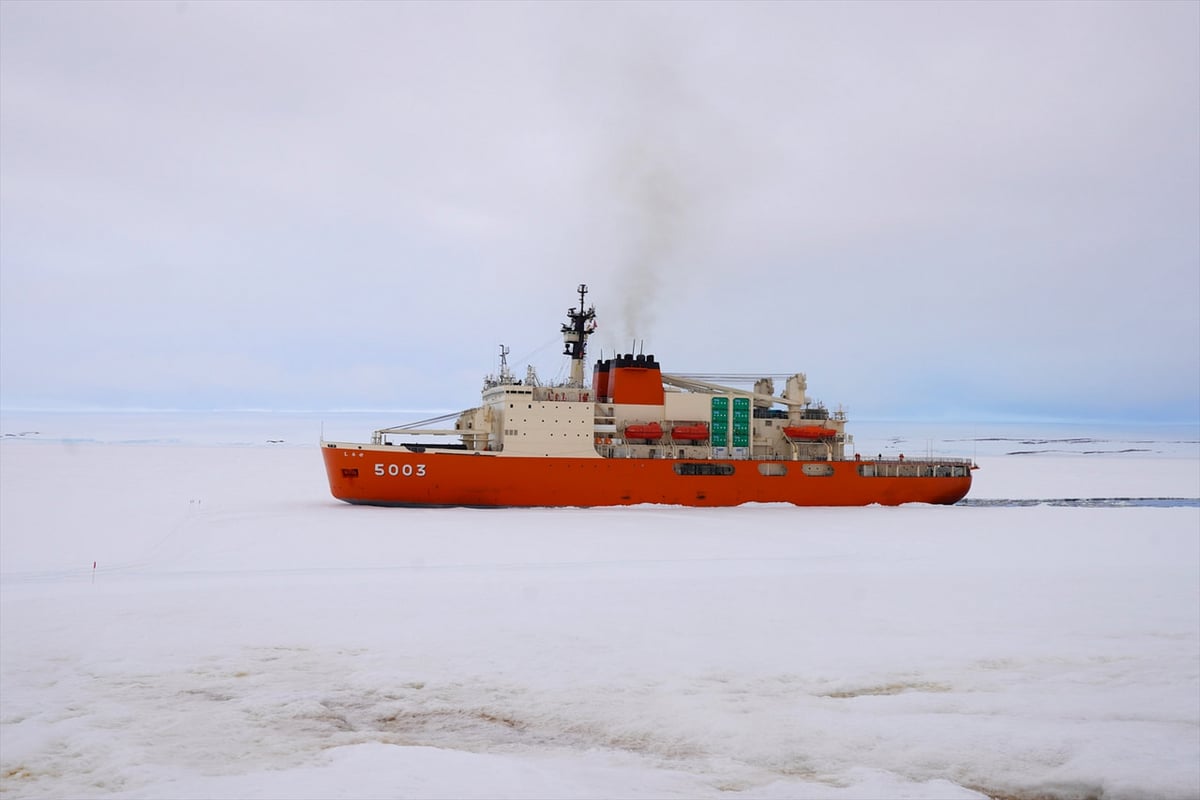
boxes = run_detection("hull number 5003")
[374,463,427,477]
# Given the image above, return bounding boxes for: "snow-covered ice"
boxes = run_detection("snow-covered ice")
[1,415,1197,799]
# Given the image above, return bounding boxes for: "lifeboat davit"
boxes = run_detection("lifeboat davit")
[670,423,710,441]
[624,422,663,440]
[783,426,837,440]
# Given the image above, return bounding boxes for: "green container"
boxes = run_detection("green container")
[732,397,750,446]
[711,397,730,447]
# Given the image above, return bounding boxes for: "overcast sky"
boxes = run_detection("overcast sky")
[2,0,1197,422]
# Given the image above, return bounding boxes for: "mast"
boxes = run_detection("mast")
[561,283,597,387]
[497,344,512,384]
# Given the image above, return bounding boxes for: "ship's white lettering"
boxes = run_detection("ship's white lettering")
[374,463,426,477]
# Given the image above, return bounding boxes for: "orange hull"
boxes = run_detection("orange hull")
[323,444,972,507]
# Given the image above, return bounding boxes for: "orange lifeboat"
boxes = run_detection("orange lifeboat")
[624,422,663,440]
[783,426,836,440]
[670,423,710,441]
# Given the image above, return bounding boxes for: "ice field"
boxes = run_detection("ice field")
[1,413,1198,799]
